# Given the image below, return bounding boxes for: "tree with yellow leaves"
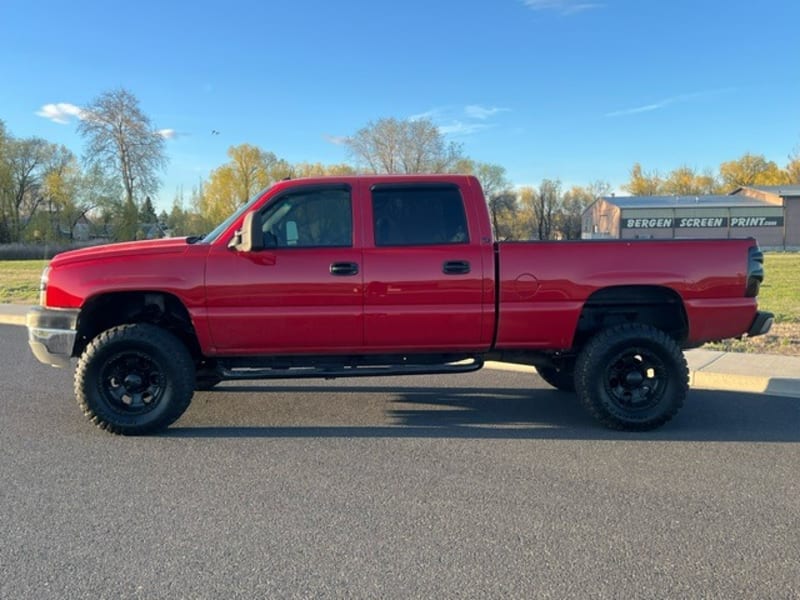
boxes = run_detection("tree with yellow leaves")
[661,166,721,196]
[718,153,791,190]
[622,163,663,196]
[198,144,290,225]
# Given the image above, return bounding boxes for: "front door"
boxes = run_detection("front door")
[205,184,364,355]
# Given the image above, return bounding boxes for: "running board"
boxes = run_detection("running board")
[219,357,484,381]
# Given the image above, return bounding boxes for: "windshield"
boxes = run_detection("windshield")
[199,185,272,244]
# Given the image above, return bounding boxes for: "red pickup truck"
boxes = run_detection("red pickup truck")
[27,175,773,434]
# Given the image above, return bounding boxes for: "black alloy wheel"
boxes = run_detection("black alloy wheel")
[575,323,688,431]
[100,350,166,413]
[75,323,195,435]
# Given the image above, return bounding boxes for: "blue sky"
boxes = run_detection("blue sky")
[2,0,798,210]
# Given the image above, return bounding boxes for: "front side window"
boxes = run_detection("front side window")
[372,185,469,246]
[261,187,352,248]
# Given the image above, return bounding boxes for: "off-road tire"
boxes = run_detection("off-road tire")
[575,323,688,431]
[75,323,195,435]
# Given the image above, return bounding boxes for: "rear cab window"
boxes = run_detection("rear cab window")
[371,184,469,246]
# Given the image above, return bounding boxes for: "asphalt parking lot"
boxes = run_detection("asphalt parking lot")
[1,324,798,598]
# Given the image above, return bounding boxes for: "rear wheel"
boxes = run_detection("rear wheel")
[575,323,688,431]
[75,323,195,435]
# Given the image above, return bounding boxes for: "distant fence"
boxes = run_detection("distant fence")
[0,242,108,260]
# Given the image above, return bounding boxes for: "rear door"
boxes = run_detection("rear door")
[361,181,491,351]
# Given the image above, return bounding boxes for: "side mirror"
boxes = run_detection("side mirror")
[228,211,264,252]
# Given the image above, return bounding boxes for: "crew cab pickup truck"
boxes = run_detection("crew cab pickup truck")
[26,175,773,434]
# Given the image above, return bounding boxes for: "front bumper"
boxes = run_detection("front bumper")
[747,311,774,338]
[27,307,80,368]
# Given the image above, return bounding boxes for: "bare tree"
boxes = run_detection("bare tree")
[789,146,800,183]
[5,137,56,241]
[345,117,464,174]
[0,120,11,241]
[489,191,518,240]
[535,179,561,240]
[461,162,515,239]
[559,180,610,240]
[78,88,167,239]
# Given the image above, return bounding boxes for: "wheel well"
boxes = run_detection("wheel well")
[575,286,688,347]
[74,292,202,359]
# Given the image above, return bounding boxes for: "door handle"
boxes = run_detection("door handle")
[330,262,359,276]
[443,260,471,275]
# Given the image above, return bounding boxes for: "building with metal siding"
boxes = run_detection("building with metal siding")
[582,187,798,249]
[732,185,800,249]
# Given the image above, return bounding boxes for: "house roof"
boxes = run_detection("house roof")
[599,195,774,209]
[738,184,800,196]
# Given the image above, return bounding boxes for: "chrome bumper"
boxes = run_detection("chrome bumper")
[27,307,80,368]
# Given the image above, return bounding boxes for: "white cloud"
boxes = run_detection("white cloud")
[464,105,509,120]
[439,121,491,135]
[522,0,604,15]
[409,108,444,122]
[35,102,85,124]
[324,134,348,146]
[37,101,178,138]
[411,105,509,137]
[605,88,736,118]
[324,106,509,142]
[605,100,672,118]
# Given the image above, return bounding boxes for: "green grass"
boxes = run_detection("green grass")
[759,253,800,323]
[0,254,798,320]
[0,260,48,304]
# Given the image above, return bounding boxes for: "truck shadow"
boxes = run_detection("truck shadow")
[167,384,800,443]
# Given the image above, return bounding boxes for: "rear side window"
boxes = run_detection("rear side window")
[372,185,469,246]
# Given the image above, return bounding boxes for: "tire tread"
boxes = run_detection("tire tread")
[74,323,195,435]
[575,323,688,431]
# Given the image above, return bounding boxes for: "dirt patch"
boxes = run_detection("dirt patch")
[704,322,800,356]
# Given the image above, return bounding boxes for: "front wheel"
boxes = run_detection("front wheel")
[75,324,195,435]
[575,324,688,431]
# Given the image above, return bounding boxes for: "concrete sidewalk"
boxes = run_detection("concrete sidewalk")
[3,303,798,398]
[684,349,799,398]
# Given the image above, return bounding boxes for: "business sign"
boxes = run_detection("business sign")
[729,216,784,227]
[622,216,784,229]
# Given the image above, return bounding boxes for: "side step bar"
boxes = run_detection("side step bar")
[219,357,484,381]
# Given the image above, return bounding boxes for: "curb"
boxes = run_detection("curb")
[689,371,770,395]
[0,314,27,327]
[0,303,31,327]
[689,371,798,398]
